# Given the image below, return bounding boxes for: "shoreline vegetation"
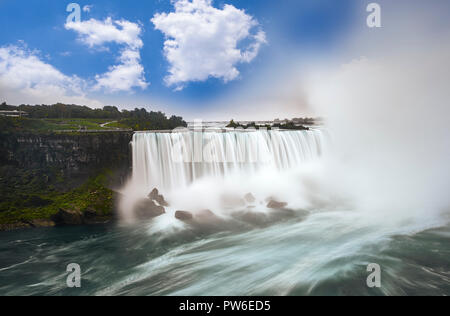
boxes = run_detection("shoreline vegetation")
[0,169,116,231]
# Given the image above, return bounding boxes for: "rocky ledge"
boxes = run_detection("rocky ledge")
[175,210,194,221]
[133,188,169,220]
[51,207,113,226]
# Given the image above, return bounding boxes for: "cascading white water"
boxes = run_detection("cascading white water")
[131,129,327,193]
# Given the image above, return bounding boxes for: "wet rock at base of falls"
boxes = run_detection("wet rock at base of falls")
[148,188,169,207]
[266,199,288,209]
[175,210,194,221]
[51,208,84,225]
[244,193,256,204]
[134,198,166,219]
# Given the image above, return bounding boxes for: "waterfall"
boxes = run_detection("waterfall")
[130,129,327,193]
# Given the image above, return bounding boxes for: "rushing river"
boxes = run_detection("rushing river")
[0,213,449,296]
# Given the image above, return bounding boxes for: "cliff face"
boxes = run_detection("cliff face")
[1,132,133,187]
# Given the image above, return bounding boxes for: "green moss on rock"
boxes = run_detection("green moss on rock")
[0,170,117,230]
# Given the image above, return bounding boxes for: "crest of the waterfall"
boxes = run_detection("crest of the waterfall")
[130,129,327,193]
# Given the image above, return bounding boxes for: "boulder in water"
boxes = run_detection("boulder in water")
[244,193,256,204]
[267,199,288,209]
[175,210,194,221]
[148,188,169,207]
[134,198,165,219]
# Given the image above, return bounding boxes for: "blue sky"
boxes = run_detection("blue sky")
[0,0,360,118]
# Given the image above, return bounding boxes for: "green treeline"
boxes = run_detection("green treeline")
[0,102,187,131]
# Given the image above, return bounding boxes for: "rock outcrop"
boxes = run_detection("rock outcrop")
[148,188,169,207]
[51,208,84,225]
[267,199,288,209]
[82,208,112,225]
[21,219,56,229]
[51,207,113,226]
[175,210,194,221]
[134,199,166,219]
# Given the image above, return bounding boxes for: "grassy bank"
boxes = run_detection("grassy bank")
[0,169,116,230]
[0,116,124,133]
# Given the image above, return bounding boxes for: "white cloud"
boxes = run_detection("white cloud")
[82,5,93,13]
[94,49,148,92]
[65,17,143,49]
[151,0,266,89]
[0,45,102,107]
[65,18,148,92]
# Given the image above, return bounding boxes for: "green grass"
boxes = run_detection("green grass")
[105,121,129,129]
[0,115,186,133]
[39,118,119,131]
[0,116,121,133]
[0,170,114,225]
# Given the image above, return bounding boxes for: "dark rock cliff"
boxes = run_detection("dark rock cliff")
[1,132,133,189]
